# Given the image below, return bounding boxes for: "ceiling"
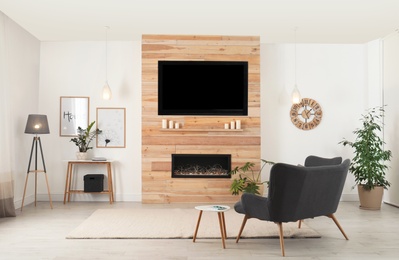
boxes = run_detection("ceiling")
[1,0,399,43]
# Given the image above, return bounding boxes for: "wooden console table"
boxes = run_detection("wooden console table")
[63,160,114,204]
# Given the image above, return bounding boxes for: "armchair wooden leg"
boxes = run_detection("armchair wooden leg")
[276,222,285,257]
[298,220,302,228]
[327,214,349,240]
[236,215,248,243]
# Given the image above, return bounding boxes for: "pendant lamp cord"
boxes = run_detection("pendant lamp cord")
[294,26,297,86]
[105,26,109,82]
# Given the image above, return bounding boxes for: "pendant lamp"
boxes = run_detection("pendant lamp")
[102,26,112,100]
[292,27,302,104]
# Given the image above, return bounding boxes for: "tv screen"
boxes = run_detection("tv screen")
[158,60,248,116]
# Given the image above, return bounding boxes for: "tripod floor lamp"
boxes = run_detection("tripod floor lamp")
[21,114,53,210]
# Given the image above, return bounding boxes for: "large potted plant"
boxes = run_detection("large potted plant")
[339,106,392,210]
[70,121,102,160]
[229,159,275,195]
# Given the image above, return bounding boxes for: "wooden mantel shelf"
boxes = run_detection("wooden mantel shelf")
[160,128,243,132]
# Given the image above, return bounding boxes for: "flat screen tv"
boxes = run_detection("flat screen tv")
[158,60,248,116]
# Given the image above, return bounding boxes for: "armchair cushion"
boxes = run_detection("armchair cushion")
[304,155,342,167]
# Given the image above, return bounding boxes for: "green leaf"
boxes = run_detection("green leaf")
[229,159,274,195]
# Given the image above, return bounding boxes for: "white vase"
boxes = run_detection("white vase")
[76,152,88,160]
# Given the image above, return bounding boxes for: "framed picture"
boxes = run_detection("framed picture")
[96,107,126,148]
[60,96,89,136]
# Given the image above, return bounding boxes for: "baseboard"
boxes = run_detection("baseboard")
[340,194,358,202]
[14,193,142,209]
[383,201,399,208]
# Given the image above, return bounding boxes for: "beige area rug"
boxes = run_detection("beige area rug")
[66,208,321,239]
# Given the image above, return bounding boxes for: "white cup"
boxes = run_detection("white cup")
[169,120,174,129]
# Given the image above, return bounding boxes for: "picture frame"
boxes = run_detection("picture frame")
[60,96,89,136]
[96,107,126,148]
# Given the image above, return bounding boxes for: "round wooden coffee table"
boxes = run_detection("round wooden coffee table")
[192,205,231,248]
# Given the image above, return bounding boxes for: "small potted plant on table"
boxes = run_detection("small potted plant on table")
[70,121,102,160]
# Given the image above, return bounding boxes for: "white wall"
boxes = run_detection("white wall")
[34,41,380,203]
[382,32,399,206]
[261,43,380,200]
[37,42,142,202]
[6,20,386,204]
[3,14,41,207]
[366,40,383,107]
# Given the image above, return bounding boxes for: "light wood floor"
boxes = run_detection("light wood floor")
[1,201,399,259]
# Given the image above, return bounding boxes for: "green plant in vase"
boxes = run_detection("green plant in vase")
[339,106,392,190]
[229,159,275,195]
[339,106,392,210]
[70,121,102,152]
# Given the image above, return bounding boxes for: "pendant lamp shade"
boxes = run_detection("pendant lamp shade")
[103,81,112,100]
[292,84,301,104]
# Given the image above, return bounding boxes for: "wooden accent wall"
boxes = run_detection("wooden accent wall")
[141,35,261,203]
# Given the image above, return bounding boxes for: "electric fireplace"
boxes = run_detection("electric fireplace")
[171,154,231,178]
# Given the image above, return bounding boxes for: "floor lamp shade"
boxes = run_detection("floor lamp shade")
[24,114,50,134]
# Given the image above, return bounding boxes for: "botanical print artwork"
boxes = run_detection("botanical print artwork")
[96,108,126,148]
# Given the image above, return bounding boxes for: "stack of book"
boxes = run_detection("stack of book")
[91,157,107,161]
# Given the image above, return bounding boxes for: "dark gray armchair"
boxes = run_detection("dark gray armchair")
[234,157,350,256]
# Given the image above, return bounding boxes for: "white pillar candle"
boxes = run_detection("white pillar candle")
[162,119,167,129]
[224,123,229,129]
[175,122,179,129]
[230,121,235,130]
[236,120,241,129]
[169,120,174,129]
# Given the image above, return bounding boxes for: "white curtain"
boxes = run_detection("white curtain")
[0,12,16,217]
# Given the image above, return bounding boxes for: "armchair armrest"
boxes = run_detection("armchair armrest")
[241,193,270,220]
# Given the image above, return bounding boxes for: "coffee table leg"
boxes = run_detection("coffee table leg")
[193,210,203,242]
[218,212,226,249]
[221,212,227,238]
